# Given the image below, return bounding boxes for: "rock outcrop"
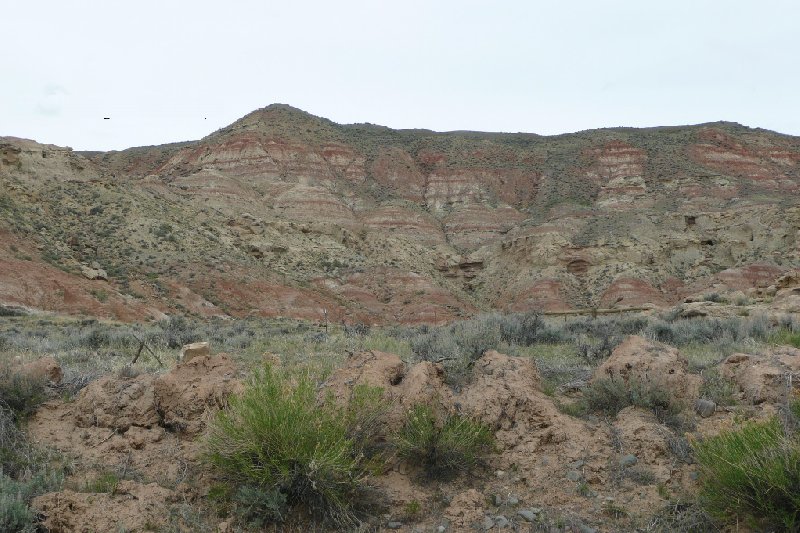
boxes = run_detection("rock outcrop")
[2,110,800,323]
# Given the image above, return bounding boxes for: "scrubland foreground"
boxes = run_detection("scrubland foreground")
[2,309,800,532]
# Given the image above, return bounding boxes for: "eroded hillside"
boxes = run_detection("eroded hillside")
[1,106,799,322]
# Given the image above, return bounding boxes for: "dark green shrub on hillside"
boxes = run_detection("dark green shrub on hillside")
[395,404,493,480]
[694,418,800,531]
[205,366,385,526]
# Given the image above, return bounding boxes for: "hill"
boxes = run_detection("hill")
[1,105,799,322]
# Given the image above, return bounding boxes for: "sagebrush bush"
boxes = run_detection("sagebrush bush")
[409,311,566,382]
[396,404,493,480]
[644,500,718,532]
[0,403,66,533]
[0,365,47,422]
[205,365,385,526]
[694,417,800,531]
[699,368,738,406]
[583,377,688,429]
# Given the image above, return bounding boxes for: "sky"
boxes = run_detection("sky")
[2,0,798,151]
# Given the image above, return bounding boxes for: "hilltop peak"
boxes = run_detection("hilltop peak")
[205,104,341,143]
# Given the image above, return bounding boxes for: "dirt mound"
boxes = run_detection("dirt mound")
[593,335,701,401]
[33,481,177,533]
[153,354,243,435]
[613,407,674,483]
[322,350,452,428]
[719,349,800,404]
[457,350,613,516]
[15,356,63,385]
[74,373,160,431]
[458,350,565,451]
[29,355,242,489]
[29,399,196,487]
[444,488,486,530]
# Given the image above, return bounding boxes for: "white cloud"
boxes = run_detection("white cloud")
[36,84,69,116]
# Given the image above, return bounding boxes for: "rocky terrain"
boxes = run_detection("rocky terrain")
[2,105,799,323]
[8,325,798,532]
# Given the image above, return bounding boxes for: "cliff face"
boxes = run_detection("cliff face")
[1,105,799,323]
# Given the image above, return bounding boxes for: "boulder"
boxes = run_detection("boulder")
[80,265,108,281]
[179,341,209,362]
[694,399,716,418]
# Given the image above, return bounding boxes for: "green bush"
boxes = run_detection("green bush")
[205,365,384,526]
[583,377,687,430]
[771,328,800,349]
[395,404,493,480]
[694,417,800,531]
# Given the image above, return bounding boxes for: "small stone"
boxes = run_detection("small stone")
[518,510,537,522]
[481,516,495,530]
[566,470,582,482]
[619,454,638,467]
[579,525,598,533]
[437,526,447,533]
[569,460,585,469]
[695,398,716,418]
[689,471,700,481]
[494,515,509,528]
[179,341,210,362]
[529,507,543,514]
[387,521,403,529]
[507,495,519,506]
[495,470,506,478]
[493,494,503,506]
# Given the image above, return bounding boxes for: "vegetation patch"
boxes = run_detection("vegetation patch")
[205,365,386,527]
[395,404,493,480]
[583,377,688,430]
[693,417,800,531]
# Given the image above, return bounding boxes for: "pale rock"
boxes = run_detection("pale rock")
[180,341,210,362]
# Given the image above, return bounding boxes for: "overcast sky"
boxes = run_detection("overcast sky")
[3,0,798,151]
